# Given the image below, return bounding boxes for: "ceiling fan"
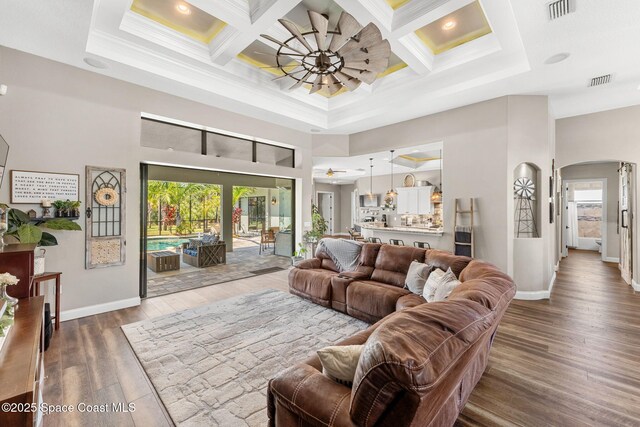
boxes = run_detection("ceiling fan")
[325,168,347,177]
[261,10,391,95]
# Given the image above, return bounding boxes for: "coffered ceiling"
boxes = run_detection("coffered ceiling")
[1,0,640,133]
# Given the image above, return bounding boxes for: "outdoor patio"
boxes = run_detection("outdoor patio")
[146,235,291,298]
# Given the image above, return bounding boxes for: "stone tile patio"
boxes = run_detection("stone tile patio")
[146,239,291,298]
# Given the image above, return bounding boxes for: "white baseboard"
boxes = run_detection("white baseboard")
[603,257,620,263]
[60,297,141,322]
[632,279,640,292]
[515,271,556,301]
[515,290,550,300]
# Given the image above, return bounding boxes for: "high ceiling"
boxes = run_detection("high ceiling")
[0,0,639,133]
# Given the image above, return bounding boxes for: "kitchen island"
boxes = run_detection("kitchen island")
[360,224,444,247]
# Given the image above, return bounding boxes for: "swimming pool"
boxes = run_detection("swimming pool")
[147,237,190,251]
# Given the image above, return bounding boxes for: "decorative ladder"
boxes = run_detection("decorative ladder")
[454,198,475,258]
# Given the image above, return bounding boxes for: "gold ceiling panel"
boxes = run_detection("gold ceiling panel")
[131,0,227,44]
[384,0,412,10]
[414,1,492,55]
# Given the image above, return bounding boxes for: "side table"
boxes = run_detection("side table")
[32,272,62,330]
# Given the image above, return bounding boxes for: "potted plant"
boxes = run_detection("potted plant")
[52,200,66,218]
[6,208,81,247]
[62,200,74,217]
[291,243,307,265]
[69,200,82,217]
[0,272,19,309]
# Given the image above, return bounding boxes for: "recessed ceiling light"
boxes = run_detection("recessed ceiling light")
[176,3,191,15]
[167,147,174,151]
[544,52,570,65]
[83,57,108,69]
[442,20,456,31]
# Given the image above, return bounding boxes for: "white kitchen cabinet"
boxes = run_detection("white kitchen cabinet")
[397,186,433,214]
[417,187,433,214]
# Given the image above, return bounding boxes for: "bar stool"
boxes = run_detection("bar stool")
[389,239,405,246]
[368,237,382,243]
[414,241,431,249]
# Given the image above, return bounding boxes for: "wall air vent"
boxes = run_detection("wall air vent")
[589,74,612,87]
[548,0,575,20]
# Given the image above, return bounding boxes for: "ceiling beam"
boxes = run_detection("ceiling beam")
[206,0,300,66]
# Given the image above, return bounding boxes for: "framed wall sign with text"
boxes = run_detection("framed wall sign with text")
[10,170,80,204]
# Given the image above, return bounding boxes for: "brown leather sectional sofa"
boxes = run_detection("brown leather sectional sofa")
[268,243,516,427]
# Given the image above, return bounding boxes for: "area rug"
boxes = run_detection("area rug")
[122,289,370,426]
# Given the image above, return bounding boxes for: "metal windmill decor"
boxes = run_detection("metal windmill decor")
[514,177,539,238]
[261,11,391,94]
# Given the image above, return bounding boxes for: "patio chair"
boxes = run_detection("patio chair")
[260,227,279,254]
[347,228,365,241]
[182,237,226,268]
[367,237,382,243]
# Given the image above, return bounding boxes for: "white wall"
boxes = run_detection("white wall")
[350,97,510,272]
[0,47,313,317]
[506,96,554,293]
[556,105,640,283]
[561,163,619,261]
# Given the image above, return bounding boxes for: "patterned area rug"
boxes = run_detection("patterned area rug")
[122,290,369,426]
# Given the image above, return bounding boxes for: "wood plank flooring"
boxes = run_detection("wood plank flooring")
[43,250,640,426]
[458,250,640,427]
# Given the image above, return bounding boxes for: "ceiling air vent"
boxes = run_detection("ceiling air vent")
[548,0,575,20]
[589,74,612,87]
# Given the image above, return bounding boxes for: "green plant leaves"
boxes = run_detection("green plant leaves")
[9,209,30,226]
[16,224,43,244]
[42,219,82,231]
[39,232,59,247]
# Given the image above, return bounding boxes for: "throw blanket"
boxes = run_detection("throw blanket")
[316,238,364,272]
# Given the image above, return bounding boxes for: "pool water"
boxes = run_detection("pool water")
[147,238,190,251]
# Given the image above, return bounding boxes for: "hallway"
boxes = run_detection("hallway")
[458,249,640,426]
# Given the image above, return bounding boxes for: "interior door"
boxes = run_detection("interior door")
[317,192,333,235]
[619,163,633,284]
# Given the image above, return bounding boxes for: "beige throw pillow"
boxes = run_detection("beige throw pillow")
[405,261,433,295]
[422,268,461,302]
[317,344,364,387]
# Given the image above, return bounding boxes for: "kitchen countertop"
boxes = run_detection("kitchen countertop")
[360,224,444,236]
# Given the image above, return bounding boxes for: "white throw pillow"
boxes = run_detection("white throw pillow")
[422,268,445,302]
[433,268,462,301]
[317,345,364,387]
[405,261,432,295]
[422,268,461,302]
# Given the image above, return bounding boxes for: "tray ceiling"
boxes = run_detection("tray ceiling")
[2,0,639,133]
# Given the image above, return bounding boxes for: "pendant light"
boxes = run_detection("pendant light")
[431,149,443,202]
[386,150,397,199]
[367,158,374,198]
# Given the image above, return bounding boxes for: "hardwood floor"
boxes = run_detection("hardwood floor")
[459,250,640,427]
[43,250,640,426]
[42,271,289,427]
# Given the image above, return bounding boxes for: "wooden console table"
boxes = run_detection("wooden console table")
[32,272,62,331]
[0,244,36,299]
[0,296,45,427]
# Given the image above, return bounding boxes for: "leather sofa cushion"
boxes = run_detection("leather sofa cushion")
[288,268,337,307]
[350,299,493,426]
[347,281,410,323]
[396,293,427,311]
[370,245,426,287]
[359,243,382,267]
[425,249,472,277]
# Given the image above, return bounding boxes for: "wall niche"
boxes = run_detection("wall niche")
[513,162,540,238]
